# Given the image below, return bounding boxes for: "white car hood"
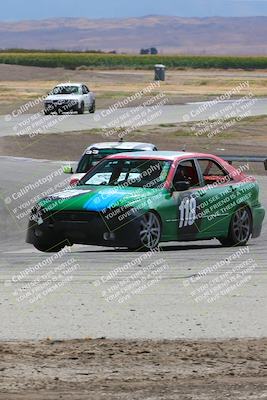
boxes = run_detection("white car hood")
[45,94,80,101]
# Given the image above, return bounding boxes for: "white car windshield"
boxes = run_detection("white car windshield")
[52,86,79,95]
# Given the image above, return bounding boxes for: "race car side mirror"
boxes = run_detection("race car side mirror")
[173,180,190,192]
[63,165,73,174]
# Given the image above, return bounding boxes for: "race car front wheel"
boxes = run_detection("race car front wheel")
[138,212,161,250]
[78,102,84,114]
[219,206,252,246]
[33,240,66,253]
[89,100,96,113]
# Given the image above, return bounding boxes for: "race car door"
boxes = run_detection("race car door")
[171,159,204,241]
[172,158,233,241]
[193,157,237,238]
[82,85,91,108]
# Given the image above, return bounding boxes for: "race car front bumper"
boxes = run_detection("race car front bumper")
[44,100,79,113]
[26,208,142,248]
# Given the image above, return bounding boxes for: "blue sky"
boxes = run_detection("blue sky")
[2,0,267,20]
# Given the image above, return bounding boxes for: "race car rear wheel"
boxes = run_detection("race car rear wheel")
[89,100,96,113]
[219,206,252,246]
[78,102,84,114]
[138,212,161,250]
[33,240,65,253]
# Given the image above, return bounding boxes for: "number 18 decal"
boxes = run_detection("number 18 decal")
[179,196,197,228]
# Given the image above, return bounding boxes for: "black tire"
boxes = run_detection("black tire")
[218,237,233,247]
[218,206,252,247]
[130,212,161,251]
[33,240,65,253]
[78,102,84,114]
[57,108,63,115]
[44,109,51,115]
[89,100,96,113]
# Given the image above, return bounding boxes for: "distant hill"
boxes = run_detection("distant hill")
[0,16,267,55]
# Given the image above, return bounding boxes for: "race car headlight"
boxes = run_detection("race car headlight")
[34,227,43,237]
[30,206,44,225]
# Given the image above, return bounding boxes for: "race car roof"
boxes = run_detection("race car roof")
[109,151,196,160]
[86,142,156,151]
[56,83,83,87]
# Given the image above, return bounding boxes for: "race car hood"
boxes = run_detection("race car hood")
[38,185,166,213]
[45,94,80,101]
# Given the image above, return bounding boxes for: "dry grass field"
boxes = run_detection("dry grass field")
[0,115,266,175]
[1,64,267,115]
[0,63,266,174]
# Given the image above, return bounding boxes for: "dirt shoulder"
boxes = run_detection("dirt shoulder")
[0,117,266,174]
[0,338,266,400]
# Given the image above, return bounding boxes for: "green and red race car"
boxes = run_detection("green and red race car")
[26,151,265,252]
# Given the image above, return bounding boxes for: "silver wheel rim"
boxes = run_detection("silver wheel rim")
[140,213,161,249]
[233,208,250,243]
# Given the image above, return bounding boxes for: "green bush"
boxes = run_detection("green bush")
[1,52,267,70]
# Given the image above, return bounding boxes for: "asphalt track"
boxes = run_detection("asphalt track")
[0,156,266,340]
[0,96,267,137]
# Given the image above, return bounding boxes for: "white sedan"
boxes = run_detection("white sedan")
[44,83,95,115]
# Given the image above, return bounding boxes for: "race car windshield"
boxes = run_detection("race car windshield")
[52,86,79,95]
[76,149,146,173]
[79,158,172,188]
